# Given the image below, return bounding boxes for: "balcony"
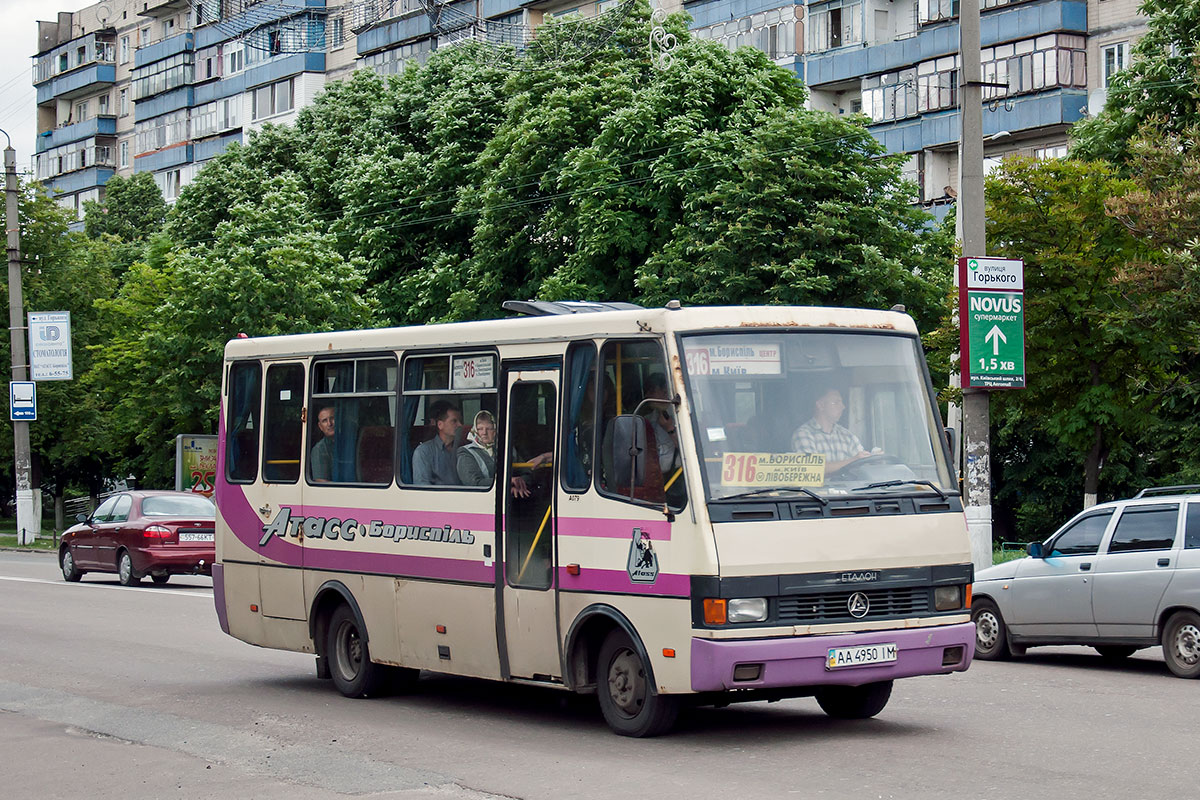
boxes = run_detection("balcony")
[47,167,116,196]
[36,117,117,154]
[805,0,1086,88]
[195,0,328,49]
[135,32,195,69]
[36,64,117,105]
[134,144,194,173]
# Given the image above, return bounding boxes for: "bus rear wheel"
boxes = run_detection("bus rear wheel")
[596,629,679,737]
[327,605,386,698]
[815,680,893,719]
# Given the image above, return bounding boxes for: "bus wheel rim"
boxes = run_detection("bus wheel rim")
[336,621,363,680]
[607,647,645,717]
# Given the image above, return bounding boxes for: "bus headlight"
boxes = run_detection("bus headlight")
[934,586,962,611]
[727,597,768,623]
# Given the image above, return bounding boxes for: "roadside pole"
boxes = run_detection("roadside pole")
[3,133,34,545]
[957,0,992,571]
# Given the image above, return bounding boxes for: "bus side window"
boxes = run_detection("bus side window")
[262,364,304,483]
[309,356,397,486]
[226,361,262,484]
[562,341,597,492]
[596,339,686,510]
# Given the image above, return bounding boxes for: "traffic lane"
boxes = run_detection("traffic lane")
[1,558,1195,800]
[0,549,214,590]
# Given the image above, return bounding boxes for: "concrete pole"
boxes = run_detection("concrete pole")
[4,142,34,545]
[957,0,992,571]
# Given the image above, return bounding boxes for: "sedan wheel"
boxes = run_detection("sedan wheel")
[1162,610,1200,679]
[60,548,83,582]
[972,600,1012,660]
[117,551,141,586]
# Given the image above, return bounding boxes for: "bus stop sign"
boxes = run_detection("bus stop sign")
[959,257,1025,389]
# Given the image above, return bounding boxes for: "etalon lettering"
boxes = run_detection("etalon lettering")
[259,508,475,547]
[840,571,879,583]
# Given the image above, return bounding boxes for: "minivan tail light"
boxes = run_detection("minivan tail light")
[144,525,173,539]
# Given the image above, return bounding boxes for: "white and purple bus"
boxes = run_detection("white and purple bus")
[214,302,974,736]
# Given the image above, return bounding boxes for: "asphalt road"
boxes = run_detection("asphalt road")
[1,548,1195,800]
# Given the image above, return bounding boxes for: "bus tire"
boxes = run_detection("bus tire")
[327,604,386,698]
[596,629,678,737]
[815,680,893,719]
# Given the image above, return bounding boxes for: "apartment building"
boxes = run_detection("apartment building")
[33,0,1148,224]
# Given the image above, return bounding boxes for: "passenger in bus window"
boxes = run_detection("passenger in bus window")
[310,405,336,482]
[792,387,871,472]
[457,410,496,486]
[412,400,463,485]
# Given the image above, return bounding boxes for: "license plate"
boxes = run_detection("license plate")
[179,532,214,542]
[827,643,898,670]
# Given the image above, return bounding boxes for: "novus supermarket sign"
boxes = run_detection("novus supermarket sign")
[958,257,1025,390]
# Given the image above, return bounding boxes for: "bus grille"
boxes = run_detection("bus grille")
[777,587,930,624]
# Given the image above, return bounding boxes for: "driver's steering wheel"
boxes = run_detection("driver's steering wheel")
[830,453,903,477]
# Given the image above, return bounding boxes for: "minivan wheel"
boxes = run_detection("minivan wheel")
[1162,610,1200,679]
[60,548,83,582]
[327,605,386,698]
[117,551,141,586]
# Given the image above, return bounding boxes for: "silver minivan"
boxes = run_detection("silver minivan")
[972,486,1200,678]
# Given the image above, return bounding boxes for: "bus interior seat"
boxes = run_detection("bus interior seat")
[356,425,395,483]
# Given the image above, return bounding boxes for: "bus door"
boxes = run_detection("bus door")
[256,360,307,620]
[499,368,562,680]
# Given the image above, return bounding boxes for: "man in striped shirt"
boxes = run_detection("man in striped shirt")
[792,387,871,473]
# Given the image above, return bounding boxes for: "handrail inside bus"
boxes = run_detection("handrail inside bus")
[516,504,553,584]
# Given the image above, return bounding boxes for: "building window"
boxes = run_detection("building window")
[162,18,176,39]
[980,34,1087,101]
[119,140,129,168]
[809,0,862,53]
[120,36,130,63]
[131,52,195,100]
[252,78,295,120]
[223,44,244,75]
[330,17,344,47]
[140,27,151,47]
[1034,145,1068,160]
[692,6,800,60]
[97,93,110,116]
[916,55,959,113]
[74,101,89,123]
[119,88,129,116]
[918,0,958,24]
[1103,42,1128,87]
[862,69,917,123]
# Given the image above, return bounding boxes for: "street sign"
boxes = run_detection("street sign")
[28,311,73,381]
[10,381,36,421]
[959,257,1025,389]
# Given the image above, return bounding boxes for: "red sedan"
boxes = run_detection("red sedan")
[59,491,215,586]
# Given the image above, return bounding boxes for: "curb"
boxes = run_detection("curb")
[0,546,56,555]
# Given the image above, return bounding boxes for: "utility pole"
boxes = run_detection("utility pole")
[3,131,34,545]
[957,0,992,571]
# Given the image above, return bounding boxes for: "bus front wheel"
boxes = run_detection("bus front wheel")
[596,629,679,737]
[327,605,386,698]
[815,680,893,719]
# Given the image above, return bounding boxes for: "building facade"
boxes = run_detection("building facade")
[32,0,1149,223]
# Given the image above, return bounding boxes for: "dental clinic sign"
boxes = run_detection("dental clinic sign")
[958,258,1025,389]
[28,311,73,381]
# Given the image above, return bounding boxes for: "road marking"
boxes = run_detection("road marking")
[0,575,212,597]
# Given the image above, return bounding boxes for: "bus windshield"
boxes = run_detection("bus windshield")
[681,331,955,501]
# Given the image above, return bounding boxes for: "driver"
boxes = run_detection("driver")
[792,387,872,473]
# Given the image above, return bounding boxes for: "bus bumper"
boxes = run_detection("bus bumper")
[690,622,975,692]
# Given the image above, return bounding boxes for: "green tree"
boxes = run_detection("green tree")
[83,172,167,241]
[1071,0,1200,165]
[91,175,377,485]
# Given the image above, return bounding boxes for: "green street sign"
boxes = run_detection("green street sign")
[963,290,1025,388]
[958,256,1025,390]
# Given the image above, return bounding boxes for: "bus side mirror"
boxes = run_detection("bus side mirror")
[1027,541,1044,558]
[608,414,646,494]
[944,426,958,458]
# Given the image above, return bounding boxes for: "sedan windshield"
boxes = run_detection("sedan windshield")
[143,495,215,517]
[681,331,955,501]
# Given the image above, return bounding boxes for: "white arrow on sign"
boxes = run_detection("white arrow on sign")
[984,325,1007,356]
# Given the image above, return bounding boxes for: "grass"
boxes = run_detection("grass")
[993,545,1030,564]
[0,532,57,550]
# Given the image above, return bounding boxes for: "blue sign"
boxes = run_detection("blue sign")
[10,381,36,421]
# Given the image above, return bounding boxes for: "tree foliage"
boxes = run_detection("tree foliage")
[1071,0,1200,164]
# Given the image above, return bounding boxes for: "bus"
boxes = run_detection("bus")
[214,301,974,737]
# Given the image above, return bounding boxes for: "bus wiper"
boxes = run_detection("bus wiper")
[714,487,828,506]
[851,479,948,500]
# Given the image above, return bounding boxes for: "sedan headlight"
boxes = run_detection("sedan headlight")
[727,597,768,623]
[934,585,962,611]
